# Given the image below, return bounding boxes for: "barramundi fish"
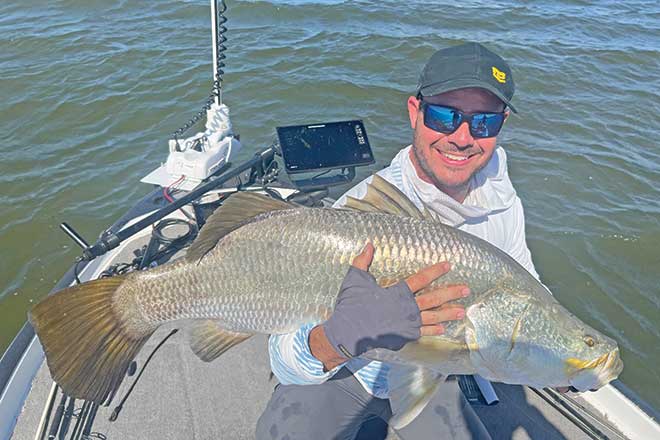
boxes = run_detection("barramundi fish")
[30,175,623,428]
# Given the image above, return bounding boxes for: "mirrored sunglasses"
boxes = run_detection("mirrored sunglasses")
[421,101,506,139]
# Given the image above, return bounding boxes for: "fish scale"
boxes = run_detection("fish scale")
[119,208,514,337]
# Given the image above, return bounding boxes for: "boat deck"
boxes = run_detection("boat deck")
[11,326,624,439]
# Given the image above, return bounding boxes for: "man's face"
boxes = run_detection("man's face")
[407,87,508,201]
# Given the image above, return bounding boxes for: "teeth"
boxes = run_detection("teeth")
[441,152,469,161]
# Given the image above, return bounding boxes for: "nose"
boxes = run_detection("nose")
[446,121,474,149]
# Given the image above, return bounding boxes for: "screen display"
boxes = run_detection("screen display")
[277,120,374,174]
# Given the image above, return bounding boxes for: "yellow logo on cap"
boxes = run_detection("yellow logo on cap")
[492,66,506,83]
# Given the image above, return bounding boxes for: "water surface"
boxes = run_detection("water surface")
[1,0,658,412]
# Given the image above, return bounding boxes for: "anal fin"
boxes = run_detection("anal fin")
[189,320,253,362]
[388,365,444,429]
[364,336,474,373]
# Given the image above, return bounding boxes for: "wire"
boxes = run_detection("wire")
[311,169,332,179]
[109,329,179,422]
[73,259,84,285]
[163,175,185,203]
[152,218,195,244]
[162,175,196,223]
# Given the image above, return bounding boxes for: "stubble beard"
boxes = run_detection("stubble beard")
[411,137,483,197]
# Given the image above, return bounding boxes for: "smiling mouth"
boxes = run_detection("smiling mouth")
[437,150,479,163]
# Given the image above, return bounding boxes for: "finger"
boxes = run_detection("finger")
[555,387,570,394]
[351,242,374,271]
[420,325,445,337]
[433,302,463,310]
[405,262,451,293]
[416,285,470,311]
[420,307,465,326]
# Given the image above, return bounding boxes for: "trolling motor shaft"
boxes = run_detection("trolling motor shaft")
[80,146,277,261]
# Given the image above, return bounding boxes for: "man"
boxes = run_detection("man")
[256,42,538,439]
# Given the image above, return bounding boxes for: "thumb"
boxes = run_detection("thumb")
[351,242,374,272]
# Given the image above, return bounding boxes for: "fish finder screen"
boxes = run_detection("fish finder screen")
[277,120,375,174]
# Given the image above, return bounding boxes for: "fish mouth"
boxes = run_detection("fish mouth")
[566,349,623,391]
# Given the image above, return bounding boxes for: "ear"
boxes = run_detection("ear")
[407,96,421,129]
[502,109,511,125]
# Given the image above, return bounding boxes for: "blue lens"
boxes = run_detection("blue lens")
[423,104,461,133]
[470,112,504,138]
[422,102,505,138]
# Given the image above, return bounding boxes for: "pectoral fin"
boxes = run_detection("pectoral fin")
[189,320,253,362]
[388,365,444,429]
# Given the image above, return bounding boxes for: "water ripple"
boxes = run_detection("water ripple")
[1,0,659,411]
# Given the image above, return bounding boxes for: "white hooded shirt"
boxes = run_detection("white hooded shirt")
[334,145,539,278]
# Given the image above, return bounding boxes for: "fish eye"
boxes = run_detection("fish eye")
[583,335,595,347]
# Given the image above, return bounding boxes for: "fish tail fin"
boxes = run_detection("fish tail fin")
[29,276,154,404]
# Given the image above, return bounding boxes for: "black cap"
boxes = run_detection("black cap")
[416,42,517,113]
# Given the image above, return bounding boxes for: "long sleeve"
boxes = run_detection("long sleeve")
[267,323,344,385]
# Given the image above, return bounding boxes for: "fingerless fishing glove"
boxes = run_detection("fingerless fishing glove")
[322,266,422,358]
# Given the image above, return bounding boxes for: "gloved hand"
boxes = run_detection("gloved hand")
[322,243,468,358]
[323,266,421,358]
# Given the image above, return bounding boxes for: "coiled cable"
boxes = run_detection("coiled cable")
[171,0,228,148]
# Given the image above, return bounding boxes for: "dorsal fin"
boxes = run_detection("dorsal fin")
[343,196,382,213]
[361,183,411,216]
[343,174,433,220]
[187,192,295,262]
[369,174,426,218]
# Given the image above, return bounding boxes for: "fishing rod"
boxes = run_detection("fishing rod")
[46,394,67,439]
